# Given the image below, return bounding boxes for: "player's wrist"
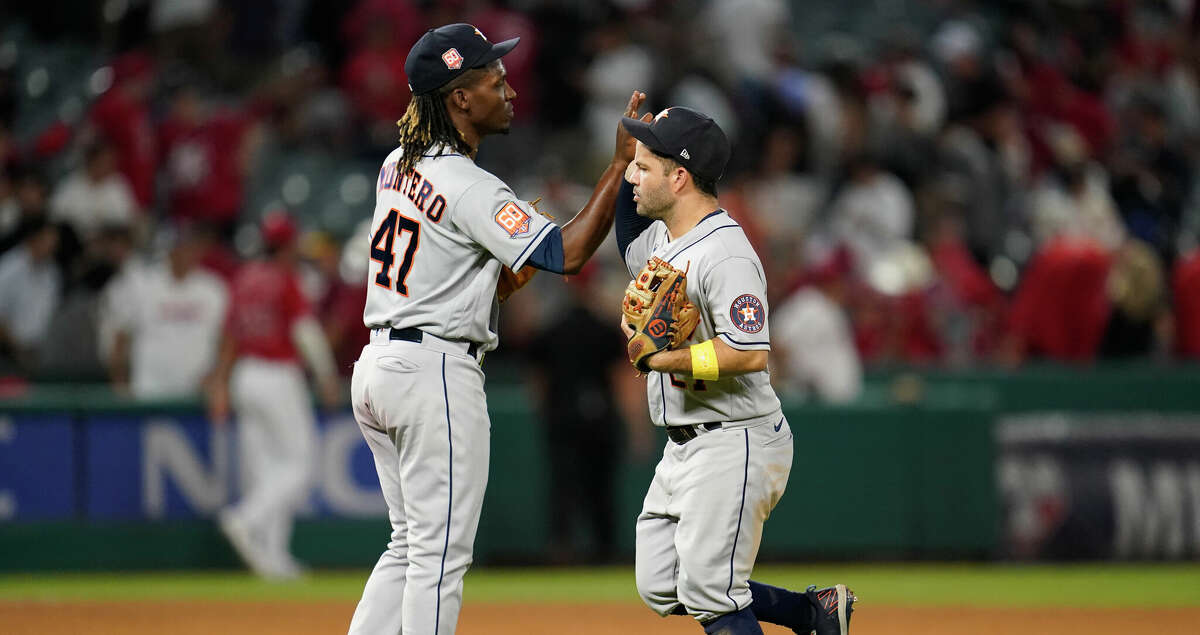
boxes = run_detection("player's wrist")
[636,350,659,373]
[690,340,719,381]
[609,156,631,170]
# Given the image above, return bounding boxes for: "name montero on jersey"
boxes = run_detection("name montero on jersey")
[378,160,447,223]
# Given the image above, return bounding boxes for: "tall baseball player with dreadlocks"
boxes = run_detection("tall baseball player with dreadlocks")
[347,23,645,634]
[614,106,857,635]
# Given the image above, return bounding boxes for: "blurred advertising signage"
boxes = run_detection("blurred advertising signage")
[0,413,385,522]
[0,416,76,520]
[997,414,1200,560]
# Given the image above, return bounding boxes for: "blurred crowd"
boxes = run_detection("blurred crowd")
[3,0,1200,403]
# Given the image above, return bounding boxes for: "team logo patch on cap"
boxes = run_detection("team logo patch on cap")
[495,201,531,237]
[442,48,463,69]
[730,294,765,333]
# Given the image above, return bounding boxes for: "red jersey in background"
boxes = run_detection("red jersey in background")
[227,261,310,362]
[160,109,254,226]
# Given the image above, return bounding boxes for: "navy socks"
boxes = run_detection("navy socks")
[748,580,815,632]
[702,607,763,635]
[678,582,815,633]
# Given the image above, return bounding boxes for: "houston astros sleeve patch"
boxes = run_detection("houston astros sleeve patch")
[730,294,765,333]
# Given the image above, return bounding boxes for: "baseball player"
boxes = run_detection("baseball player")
[207,211,340,580]
[347,23,644,634]
[615,107,857,635]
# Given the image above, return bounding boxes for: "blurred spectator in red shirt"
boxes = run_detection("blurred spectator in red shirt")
[340,1,426,148]
[341,0,426,58]
[925,212,1008,363]
[1008,238,1112,362]
[1171,248,1200,358]
[88,52,157,209]
[159,85,262,234]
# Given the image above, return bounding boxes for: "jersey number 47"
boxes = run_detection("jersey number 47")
[371,208,420,296]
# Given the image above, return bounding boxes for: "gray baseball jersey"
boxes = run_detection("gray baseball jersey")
[349,146,554,635]
[362,146,555,352]
[626,209,795,625]
[622,210,782,428]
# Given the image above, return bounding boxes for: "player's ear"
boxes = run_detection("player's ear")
[672,167,689,194]
[446,88,470,113]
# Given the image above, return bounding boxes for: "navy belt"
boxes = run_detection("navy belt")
[665,422,722,445]
[388,327,479,358]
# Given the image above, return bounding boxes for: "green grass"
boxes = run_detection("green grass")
[0,564,1197,607]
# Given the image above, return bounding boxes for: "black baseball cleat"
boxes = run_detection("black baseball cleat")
[804,584,856,635]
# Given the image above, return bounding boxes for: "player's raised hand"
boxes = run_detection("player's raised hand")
[614,91,650,165]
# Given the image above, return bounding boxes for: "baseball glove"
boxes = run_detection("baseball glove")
[622,257,700,372]
[497,265,535,303]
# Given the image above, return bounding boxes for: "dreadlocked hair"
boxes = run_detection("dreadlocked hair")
[395,62,498,174]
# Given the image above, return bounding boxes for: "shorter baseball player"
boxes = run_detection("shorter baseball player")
[615,106,856,635]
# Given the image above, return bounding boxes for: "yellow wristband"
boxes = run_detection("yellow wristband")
[690,340,719,381]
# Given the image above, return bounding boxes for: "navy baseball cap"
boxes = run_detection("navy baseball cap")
[621,107,731,183]
[405,24,520,96]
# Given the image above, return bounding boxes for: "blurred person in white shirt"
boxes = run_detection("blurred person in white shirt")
[771,250,861,403]
[829,154,915,277]
[1029,125,1125,252]
[49,141,138,244]
[703,0,791,86]
[0,217,60,371]
[583,17,653,167]
[100,223,227,398]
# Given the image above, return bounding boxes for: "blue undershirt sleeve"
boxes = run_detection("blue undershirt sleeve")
[615,180,652,259]
[526,226,565,274]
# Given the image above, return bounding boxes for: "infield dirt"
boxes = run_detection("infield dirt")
[3,600,1199,634]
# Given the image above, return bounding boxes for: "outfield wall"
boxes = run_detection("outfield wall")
[1,366,1199,570]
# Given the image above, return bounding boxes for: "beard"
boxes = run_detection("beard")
[635,186,673,219]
